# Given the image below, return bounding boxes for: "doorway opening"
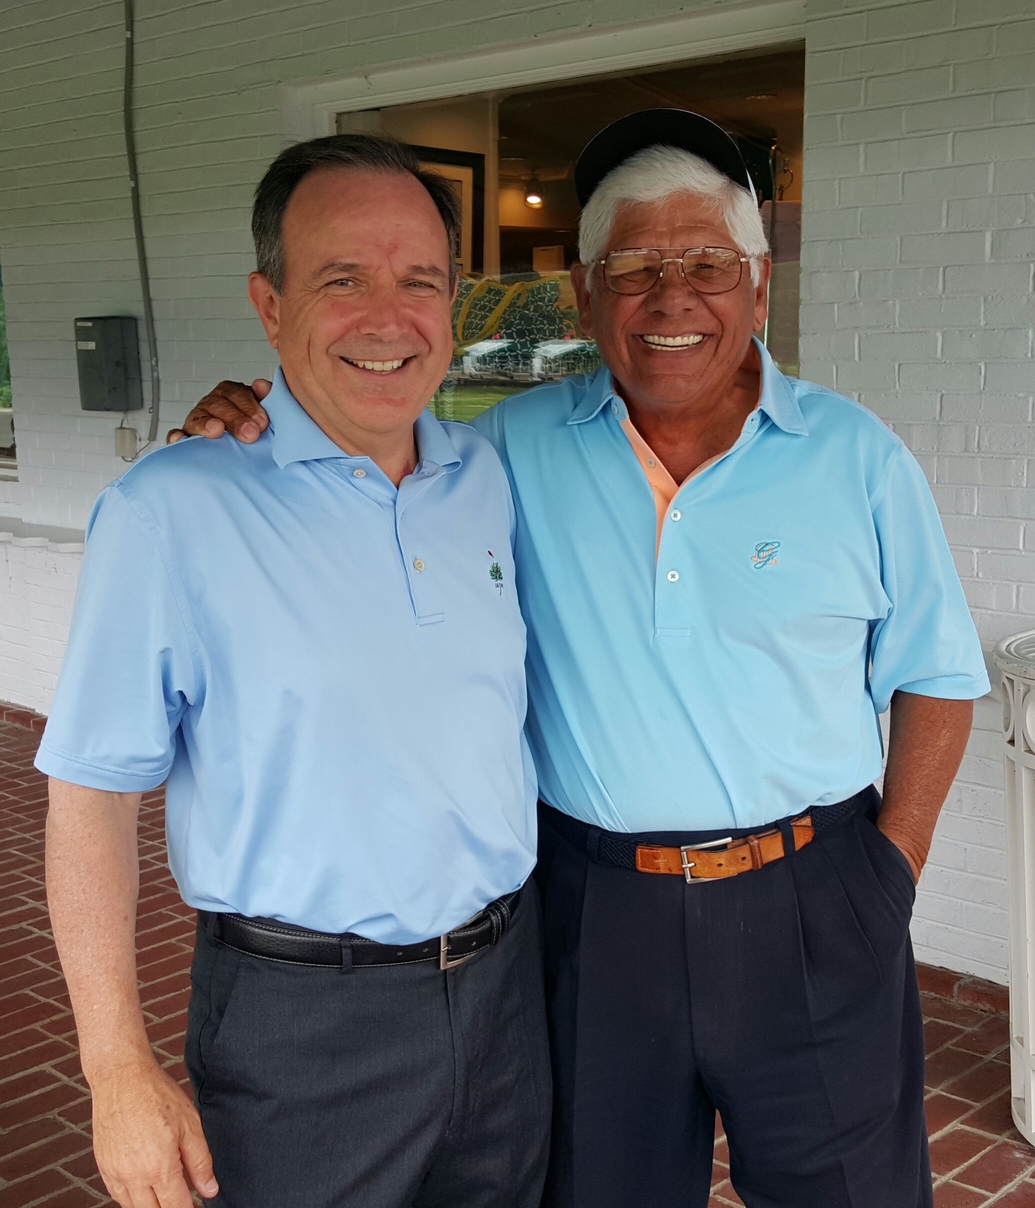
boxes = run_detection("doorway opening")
[338,44,804,421]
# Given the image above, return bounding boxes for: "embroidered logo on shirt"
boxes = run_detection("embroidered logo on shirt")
[488,551,504,593]
[751,541,780,569]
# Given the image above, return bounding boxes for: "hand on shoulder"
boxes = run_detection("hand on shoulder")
[167,380,273,445]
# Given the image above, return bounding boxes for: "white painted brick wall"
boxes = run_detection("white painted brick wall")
[0,535,82,715]
[801,0,1035,983]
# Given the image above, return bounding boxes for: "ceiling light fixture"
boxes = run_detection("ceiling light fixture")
[524,177,543,208]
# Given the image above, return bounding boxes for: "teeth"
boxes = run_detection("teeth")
[642,334,705,348]
[346,358,406,373]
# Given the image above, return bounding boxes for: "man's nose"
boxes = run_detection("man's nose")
[355,281,408,338]
[650,259,701,307]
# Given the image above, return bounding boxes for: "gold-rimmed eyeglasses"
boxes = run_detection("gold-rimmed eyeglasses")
[596,247,750,296]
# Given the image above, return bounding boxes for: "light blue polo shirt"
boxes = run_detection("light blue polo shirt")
[37,370,537,943]
[473,339,989,833]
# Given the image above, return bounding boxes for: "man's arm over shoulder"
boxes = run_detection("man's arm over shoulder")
[469,374,594,466]
[470,398,506,457]
[442,415,518,550]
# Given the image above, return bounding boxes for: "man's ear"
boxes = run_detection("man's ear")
[752,257,772,335]
[570,262,595,340]
[248,272,281,349]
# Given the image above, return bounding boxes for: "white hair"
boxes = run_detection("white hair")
[577,144,769,285]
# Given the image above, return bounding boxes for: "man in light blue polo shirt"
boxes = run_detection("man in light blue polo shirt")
[480,115,988,1208]
[181,113,988,1207]
[40,136,548,1208]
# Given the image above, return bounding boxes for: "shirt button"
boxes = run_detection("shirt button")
[647,458,656,468]
[667,570,679,582]
[352,468,367,478]
[670,509,681,521]
[413,559,425,572]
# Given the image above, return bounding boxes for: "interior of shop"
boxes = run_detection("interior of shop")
[338,44,805,418]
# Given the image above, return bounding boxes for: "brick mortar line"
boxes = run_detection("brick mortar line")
[934,1136,1000,1186]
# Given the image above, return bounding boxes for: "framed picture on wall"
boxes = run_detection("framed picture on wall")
[407,145,485,276]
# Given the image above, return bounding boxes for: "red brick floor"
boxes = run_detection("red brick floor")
[0,719,194,1206]
[0,715,1032,1207]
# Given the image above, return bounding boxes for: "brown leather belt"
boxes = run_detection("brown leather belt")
[635,814,814,882]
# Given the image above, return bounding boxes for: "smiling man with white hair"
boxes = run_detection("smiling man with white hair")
[179,110,988,1208]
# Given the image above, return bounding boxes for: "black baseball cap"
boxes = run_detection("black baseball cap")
[574,109,756,207]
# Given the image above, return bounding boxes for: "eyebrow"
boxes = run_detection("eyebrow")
[315,260,448,281]
[405,263,449,281]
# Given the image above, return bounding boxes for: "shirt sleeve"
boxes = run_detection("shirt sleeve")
[868,445,990,712]
[470,402,503,454]
[34,482,199,792]
[471,404,517,549]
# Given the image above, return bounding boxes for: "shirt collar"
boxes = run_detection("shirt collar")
[754,338,808,436]
[412,408,463,474]
[266,368,462,472]
[566,367,618,425]
[566,338,808,436]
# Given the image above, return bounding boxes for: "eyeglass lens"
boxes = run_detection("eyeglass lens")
[603,248,744,296]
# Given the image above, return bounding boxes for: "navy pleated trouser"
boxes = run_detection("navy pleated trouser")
[536,787,932,1208]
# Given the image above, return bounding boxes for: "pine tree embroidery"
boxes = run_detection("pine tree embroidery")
[488,551,504,593]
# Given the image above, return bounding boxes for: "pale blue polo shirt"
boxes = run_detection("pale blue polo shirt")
[37,370,537,943]
[473,339,989,833]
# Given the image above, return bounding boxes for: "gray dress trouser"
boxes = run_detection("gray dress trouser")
[185,881,551,1208]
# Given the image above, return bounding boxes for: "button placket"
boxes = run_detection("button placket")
[655,504,694,636]
[395,484,445,627]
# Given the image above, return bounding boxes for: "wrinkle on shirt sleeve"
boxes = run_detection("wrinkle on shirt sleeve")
[34,483,200,792]
[868,445,990,713]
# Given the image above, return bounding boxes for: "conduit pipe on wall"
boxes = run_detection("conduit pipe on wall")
[123,0,160,456]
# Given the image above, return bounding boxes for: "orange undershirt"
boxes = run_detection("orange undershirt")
[619,417,721,554]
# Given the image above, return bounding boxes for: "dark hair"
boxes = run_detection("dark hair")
[252,133,462,293]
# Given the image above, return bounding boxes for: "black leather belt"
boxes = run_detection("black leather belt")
[200,888,521,972]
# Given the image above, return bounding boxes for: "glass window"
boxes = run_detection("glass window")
[338,45,804,422]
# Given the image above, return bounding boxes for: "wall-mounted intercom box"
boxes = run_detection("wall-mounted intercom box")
[75,317,143,412]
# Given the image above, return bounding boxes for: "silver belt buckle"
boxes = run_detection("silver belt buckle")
[679,835,733,884]
[439,909,483,970]
[439,933,478,970]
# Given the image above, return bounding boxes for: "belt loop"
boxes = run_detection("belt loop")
[485,902,502,946]
[586,826,602,863]
[777,818,796,860]
[340,936,354,974]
